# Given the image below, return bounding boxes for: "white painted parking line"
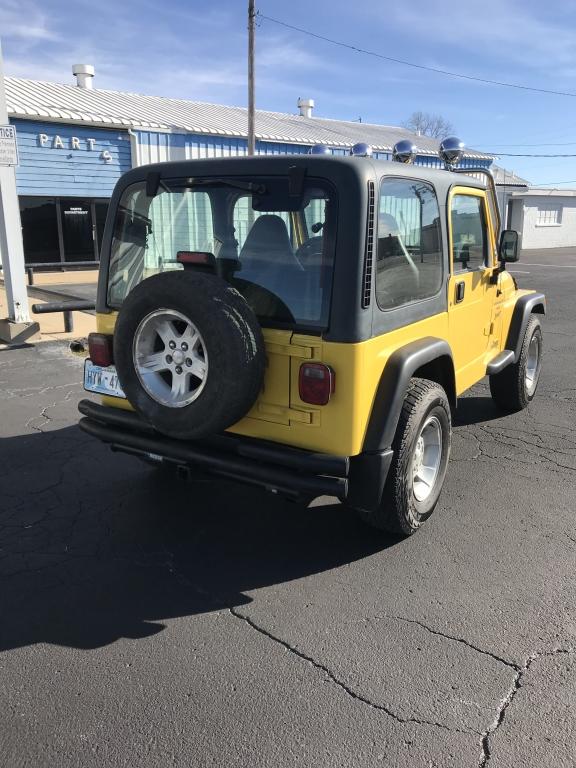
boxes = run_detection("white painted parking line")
[509,270,531,274]
[521,263,576,268]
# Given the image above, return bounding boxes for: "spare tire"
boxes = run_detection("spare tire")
[113,271,265,440]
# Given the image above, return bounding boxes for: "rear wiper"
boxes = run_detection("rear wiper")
[186,178,266,194]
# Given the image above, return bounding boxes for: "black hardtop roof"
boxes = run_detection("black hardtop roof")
[118,154,486,192]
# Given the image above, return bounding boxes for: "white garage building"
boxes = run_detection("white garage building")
[509,189,576,250]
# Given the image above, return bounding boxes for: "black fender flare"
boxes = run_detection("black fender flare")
[505,293,546,362]
[363,337,455,453]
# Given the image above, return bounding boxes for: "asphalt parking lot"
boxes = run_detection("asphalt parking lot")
[1,249,575,767]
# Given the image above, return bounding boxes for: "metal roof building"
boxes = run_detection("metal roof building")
[492,165,530,189]
[4,68,494,266]
[5,75,493,160]
[490,164,530,229]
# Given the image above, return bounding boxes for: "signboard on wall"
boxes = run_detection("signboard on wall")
[11,119,132,198]
[0,124,18,166]
[37,131,112,162]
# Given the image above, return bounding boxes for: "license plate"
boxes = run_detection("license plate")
[84,360,125,398]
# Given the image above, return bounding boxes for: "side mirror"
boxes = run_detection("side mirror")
[499,229,519,262]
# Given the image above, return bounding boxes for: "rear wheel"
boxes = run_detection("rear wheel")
[355,378,451,536]
[490,315,543,412]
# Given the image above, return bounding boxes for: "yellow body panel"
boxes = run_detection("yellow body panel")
[95,184,534,458]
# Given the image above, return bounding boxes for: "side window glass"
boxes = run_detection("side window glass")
[376,178,443,310]
[450,194,487,272]
[303,197,326,238]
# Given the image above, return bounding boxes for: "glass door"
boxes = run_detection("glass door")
[59,199,97,262]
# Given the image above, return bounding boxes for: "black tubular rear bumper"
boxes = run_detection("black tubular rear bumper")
[78,399,355,500]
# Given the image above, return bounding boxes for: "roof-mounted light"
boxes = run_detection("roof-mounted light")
[439,136,465,170]
[392,139,417,164]
[350,142,372,157]
[309,144,331,155]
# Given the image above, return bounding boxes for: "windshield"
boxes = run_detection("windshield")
[107,177,335,329]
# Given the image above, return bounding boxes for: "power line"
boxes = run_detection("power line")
[477,142,576,147]
[258,12,576,98]
[532,180,576,186]
[486,152,576,157]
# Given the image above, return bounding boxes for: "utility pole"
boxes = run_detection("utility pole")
[0,38,37,343]
[247,0,256,156]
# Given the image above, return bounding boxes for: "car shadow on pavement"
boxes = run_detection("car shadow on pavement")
[453,395,506,427]
[0,425,400,652]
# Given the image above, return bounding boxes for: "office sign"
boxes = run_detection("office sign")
[0,124,18,166]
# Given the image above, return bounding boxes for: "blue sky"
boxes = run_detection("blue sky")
[2,0,576,184]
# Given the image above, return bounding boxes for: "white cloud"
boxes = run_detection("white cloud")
[0,0,57,42]
[259,37,329,72]
[378,0,576,76]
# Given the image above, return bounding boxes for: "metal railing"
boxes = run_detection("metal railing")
[31,300,96,333]
[0,262,97,333]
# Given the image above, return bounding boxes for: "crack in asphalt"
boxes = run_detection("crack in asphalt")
[380,616,519,671]
[229,606,474,737]
[25,388,80,433]
[453,421,576,476]
[26,403,54,433]
[478,648,575,767]
[1,381,81,401]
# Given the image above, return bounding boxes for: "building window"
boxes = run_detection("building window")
[19,197,60,264]
[376,178,443,310]
[537,203,562,226]
[19,196,109,264]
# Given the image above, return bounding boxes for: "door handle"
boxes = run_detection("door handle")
[455,281,465,303]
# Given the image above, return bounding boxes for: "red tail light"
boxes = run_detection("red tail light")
[299,363,335,406]
[177,251,215,266]
[88,333,114,367]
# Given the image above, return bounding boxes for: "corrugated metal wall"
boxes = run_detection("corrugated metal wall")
[131,131,317,166]
[10,119,493,199]
[12,119,132,197]
[131,130,492,170]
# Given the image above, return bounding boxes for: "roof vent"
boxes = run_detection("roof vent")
[298,97,314,118]
[72,64,95,89]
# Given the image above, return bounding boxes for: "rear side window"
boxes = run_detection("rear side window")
[376,178,443,310]
[450,194,487,272]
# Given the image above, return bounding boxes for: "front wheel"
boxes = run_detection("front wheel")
[354,378,452,536]
[490,315,543,412]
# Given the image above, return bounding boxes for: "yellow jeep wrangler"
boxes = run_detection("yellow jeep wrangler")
[79,140,545,536]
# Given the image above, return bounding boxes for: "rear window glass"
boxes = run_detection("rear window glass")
[233,200,292,250]
[108,178,335,329]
